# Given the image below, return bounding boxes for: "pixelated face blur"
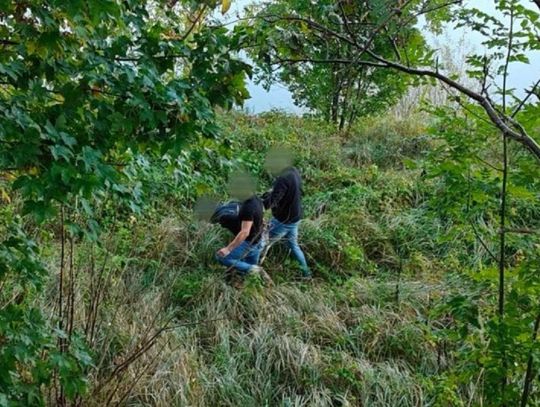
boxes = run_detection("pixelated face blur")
[264,147,293,176]
[228,172,257,201]
[193,195,218,222]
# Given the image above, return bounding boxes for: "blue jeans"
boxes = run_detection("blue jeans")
[266,218,310,276]
[216,240,263,276]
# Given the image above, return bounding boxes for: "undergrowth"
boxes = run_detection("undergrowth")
[34,111,498,405]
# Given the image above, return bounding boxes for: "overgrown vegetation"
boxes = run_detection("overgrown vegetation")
[2,109,536,405]
[2,0,540,406]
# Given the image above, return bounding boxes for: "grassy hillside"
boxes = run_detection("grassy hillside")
[3,1,540,405]
[28,111,528,405]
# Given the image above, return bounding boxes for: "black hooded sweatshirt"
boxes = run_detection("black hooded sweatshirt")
[263,167,303,224]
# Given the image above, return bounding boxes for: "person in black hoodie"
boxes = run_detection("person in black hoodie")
[262,148,311,278]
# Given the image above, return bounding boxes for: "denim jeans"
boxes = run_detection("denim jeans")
[216,240,263,276]
[265,218,310,276]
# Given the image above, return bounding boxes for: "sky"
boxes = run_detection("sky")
[224,0,540,114]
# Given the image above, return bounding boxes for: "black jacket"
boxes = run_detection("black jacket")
[263,167,303,224]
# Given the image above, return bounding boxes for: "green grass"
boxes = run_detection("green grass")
[35,111,492,406]
[86,275,441,406]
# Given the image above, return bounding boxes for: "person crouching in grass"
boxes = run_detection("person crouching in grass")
[215,172,271,285]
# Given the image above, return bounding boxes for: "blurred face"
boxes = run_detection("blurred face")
[193,195,218,222]
[264,147,293,176]
[227,171,257,201]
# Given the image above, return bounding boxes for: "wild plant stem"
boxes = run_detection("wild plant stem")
[67,234,75,342]
[498,3,515,403]
[520,310,540,407]
[499,133,508,404]
[395,256,402,304]
[57,205,66,406]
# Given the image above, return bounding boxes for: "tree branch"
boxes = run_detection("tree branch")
[0,39,18,45]
[363,50,540,160]
[511,78,540,118]
[178,4,207,42]
[272,57,382,68]
[396,0,463,31]
[504,227,540,235]
[469,219,498,262]
[264,15,356,46]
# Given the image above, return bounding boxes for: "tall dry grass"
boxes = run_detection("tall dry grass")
[39,211,448,406]
[36,111,474,406]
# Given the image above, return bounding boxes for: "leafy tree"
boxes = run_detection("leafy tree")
[0,0,249,404]
[425,98,540,406]
[244,0,414,129]
[245,0,540,158]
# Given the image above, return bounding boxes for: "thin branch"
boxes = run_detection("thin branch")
[384,26,402,62]
[439,82,495,127]
[396,0,463,31]
[504,227,540,235]
[178,5,207,42]
[263,15,356,47]
[511,78,540,118]
[113,57,140,62]
[162,317,229,332]
[520,309,540,407]
[474,154,503,172]
[338,0,416,66]
[111,6,205,63]
[469,219,499,262]
[272,56,382,68]
[338,0,356,42]
[0,39,18,45]
[466,169,498,263]
[270,50,540,161]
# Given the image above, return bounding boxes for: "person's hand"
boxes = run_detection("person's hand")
[217,247,230,257]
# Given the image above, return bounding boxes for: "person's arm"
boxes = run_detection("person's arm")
[263,178,287,210]
[217,220,253,257]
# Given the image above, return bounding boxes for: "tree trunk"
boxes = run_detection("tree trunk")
[339,76,353,131]
[331,70,342,125]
